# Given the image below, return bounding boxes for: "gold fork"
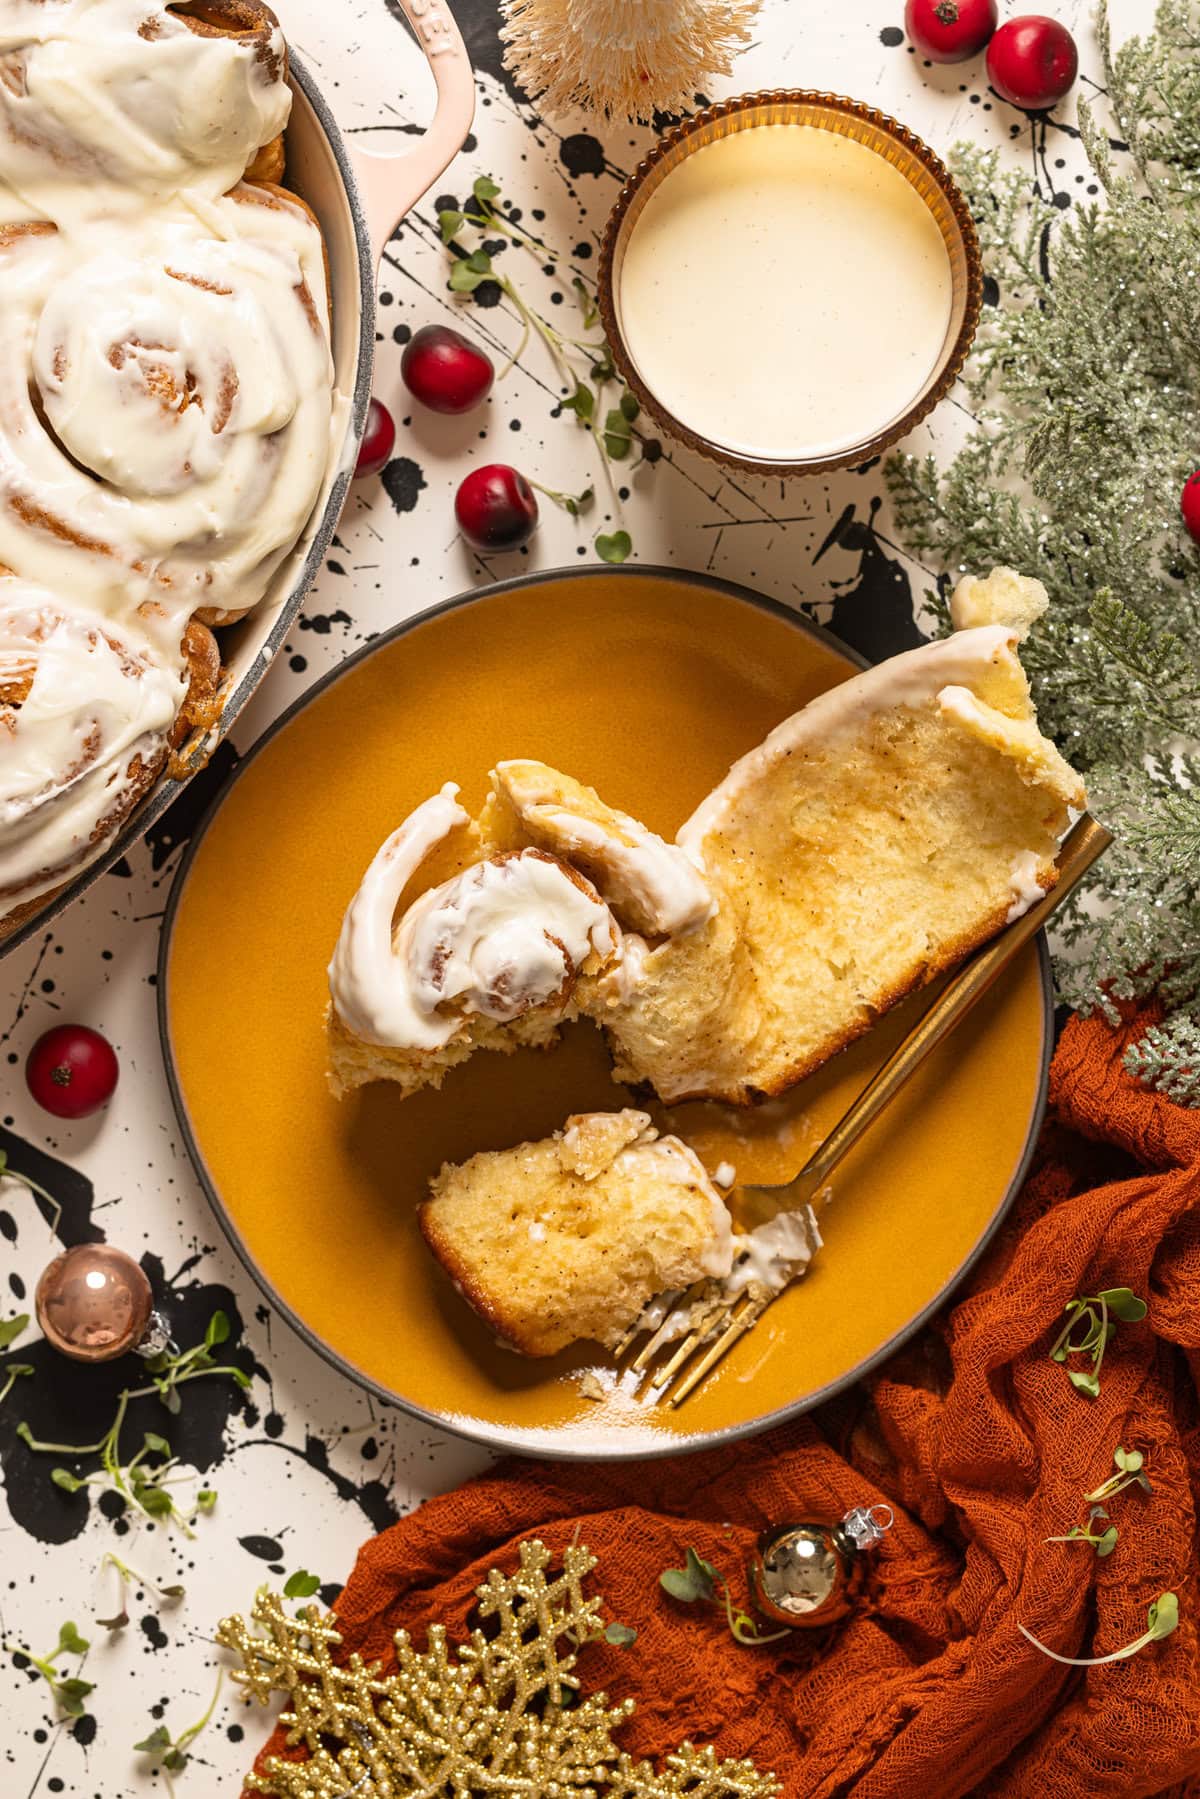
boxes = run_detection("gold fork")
[615,812,1113,1407]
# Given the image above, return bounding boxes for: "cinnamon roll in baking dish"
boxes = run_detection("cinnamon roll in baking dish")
[0,0,341,936]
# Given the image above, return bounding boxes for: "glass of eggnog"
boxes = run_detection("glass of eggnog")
[598,91,982,477]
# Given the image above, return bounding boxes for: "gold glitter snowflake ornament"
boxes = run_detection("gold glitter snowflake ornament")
[218,1538,779,1798]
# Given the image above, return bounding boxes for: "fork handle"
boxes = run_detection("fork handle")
[798,813,1112,1195]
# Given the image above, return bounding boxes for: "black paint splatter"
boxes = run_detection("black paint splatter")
[143,740,241,872]
[0,1258,252,1544]
[880,26,904,47]
[238,1534,284,1562]
[560,134,606,180]
[380,457,428,515]
[298,608,353,636]
[814,498,925,661]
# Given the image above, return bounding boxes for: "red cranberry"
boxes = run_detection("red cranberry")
[455,464,538,552]
[401,325,494,415]
[1182,472,1200,545]
[904,0,997,63]
[354,398,396,479]
[26,1024,119,1119]
[986,15,1078,110]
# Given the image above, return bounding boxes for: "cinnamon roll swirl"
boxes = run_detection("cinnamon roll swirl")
[0,579,219,927]
[0,184,335,625]
[327,786,622,1098]
[0,0,290,226]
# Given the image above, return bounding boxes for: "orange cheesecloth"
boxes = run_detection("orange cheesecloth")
[247,1010,1200,1797]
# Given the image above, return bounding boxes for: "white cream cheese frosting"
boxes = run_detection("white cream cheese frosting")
[0,0,290,226]
[0,0,339,920]
[328,787,621,1051]
[0,585,185,905]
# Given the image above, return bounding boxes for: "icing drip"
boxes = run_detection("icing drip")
[0,0,290,226]
[329,789,620,1051]
[725,1206,822,1297]
[1006,850,1045,922]
[0,586,184,903]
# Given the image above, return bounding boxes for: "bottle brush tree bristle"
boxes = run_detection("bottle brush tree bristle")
[501,0,761,123]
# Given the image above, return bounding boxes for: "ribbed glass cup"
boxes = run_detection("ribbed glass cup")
[597,90,983,478]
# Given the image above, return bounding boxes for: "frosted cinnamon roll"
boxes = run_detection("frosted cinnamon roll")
[327,786,622,1099]
[0,580,219,927]
[0,183,336,625]
[0,0,290,227]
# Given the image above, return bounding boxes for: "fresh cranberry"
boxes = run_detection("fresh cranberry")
[455,464,538,552]
[904,0,997,63]
[1182,472,1200,545]
[401,324,494,415]
[986,15,1078,110]
[26,1024,119,1119]
[354,398,396,479]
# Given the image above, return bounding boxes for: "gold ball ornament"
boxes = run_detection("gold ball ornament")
[749,1504,893,1629]
[35,1243,169,1362]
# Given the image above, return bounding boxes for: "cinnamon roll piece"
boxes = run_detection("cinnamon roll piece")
[0,0,290,225]
[0,581,220,935]
[327,786,622,1100]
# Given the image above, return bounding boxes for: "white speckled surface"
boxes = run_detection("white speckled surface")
[0,0,1130,1790]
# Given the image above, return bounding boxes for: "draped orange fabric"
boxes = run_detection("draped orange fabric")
[247,1012,1200,1797]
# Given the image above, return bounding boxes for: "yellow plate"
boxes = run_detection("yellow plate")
[160,569,1050,1458]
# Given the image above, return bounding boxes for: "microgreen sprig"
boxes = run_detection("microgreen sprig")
[1048,1287,1147,1397]
[5,1621,94,1717]
[1084,1445,1152,1505]
[134,1669,223,1795]
[1019,1592,1179,1666]
[16,1310,246,1535]
[1046,1504,1119,1558]
[283,1569,321,1601]
[0,1311,33,1405]
[660,1546,789,1647]
[97,1551,186,1631]
[0,1148,62,1231]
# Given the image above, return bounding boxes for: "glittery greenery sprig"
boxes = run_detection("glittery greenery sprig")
[886,0,1200,1100]
[219,1539,780,1798]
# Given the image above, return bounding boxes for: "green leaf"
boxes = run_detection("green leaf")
[135,1486,173,1519]
[1148,1592,1179,1641]
[142,1431,171,1457]
[660,1546,718,1604]
[1096,1526,1119,1557]
[160,1584,187,1600]
[97,1610,129,1633]
[56,1677,94,1717]
[51,1468,85,1494]
[194,1489,218,1515]
[1068,1369,1101,1397]
[283,1570,321,1600]
[228,1367,253,1390]
[161,1384,183,1415]
[1113,1446,1143,1473]
[604,1620,637,1647]
[438,208,465,243]
[163,1748,189,1773]
[472,174,500,203]
[0,1312,29,1351]
[561,381,595,423]
[619,391,640,422]
[465,248,492,274]
[1098,1289,1147,1322]
[56,1622,89,1657]
[205,1312,231,1349]
[134,1726,172,1756]
[449,258,488,295]
[594,530,632,565]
